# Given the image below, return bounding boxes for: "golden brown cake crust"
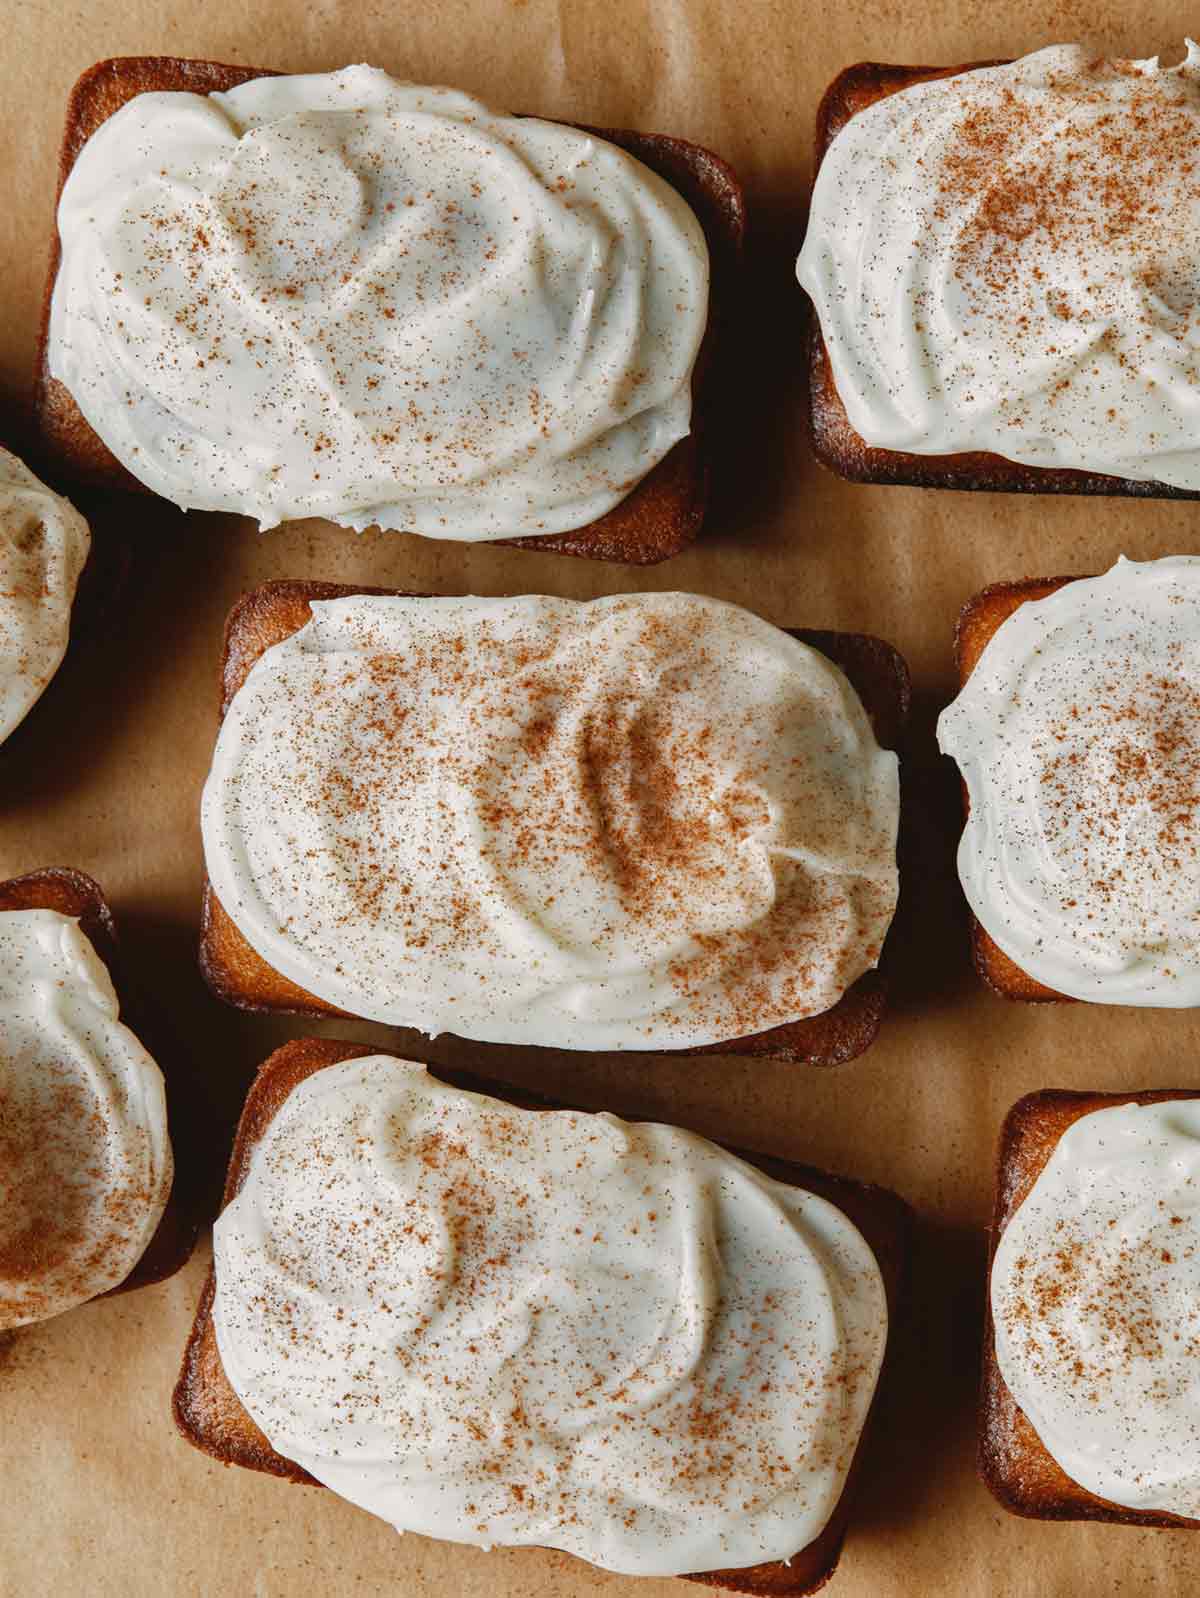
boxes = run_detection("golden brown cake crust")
[197,581,910,1065]
[35,56,746,565]
[805,61,1200,500]
[173,1037,911,1596]
[0,866,200,1297]
[980,1088,1200,1527]
[951,576,1080,1004]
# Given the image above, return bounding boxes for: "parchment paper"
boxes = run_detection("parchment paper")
[2,3,1199,1594]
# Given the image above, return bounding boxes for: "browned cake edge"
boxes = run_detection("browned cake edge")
[0,866,201,1296]
[979,1087,1200,1527]
[173,1036,911,1597]
[35,56,746,566]
[196,581,911,1065]
[952,576,1082,1004]
[804,61,1200,500]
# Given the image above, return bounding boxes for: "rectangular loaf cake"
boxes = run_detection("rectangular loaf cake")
[0,866,202,1291]
[980,1087,1200,1526]
[36,56,746,564]
[175,1036,911,1595]
[198,580,910,1065]
[806,60,1200,501]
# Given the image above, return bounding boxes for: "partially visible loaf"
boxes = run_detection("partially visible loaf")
[36,56,746,564]
[0,445,127,754]
[198,581,910,1065]
[805,60,1200,501]
[980,1088,1200,1526]
[174,1036,911,1596]
[0,866,200,1295]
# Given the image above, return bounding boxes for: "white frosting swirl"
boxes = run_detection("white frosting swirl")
[938,556,1200,1004]
[200,592,899,1049]
[48,66,708,538]
[0,447,89,746]
[798,44,1200,489]
[212,1055,887,1575]
[0,910,172,1330]
[992,1099,1200,1517]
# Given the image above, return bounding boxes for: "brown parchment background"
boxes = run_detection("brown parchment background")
[2,2,1199,1594]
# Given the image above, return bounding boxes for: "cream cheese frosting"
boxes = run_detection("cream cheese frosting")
[0,447,89,746]
[797,43,1200,489]
[200,592,900,1049]
[0,910,172,1330]
[48,66,708,538]
[938,556,1200,1004]
[211,1055,888,1575]
[992,1098,1200,1517]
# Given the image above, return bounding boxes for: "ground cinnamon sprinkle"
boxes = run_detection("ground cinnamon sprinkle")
[1036,661,1200,920]
[1001,1215,1199,1394]
[923,57,1200,347]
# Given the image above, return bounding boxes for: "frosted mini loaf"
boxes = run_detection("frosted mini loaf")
[48,67,708,539]
[0,910,172,1329]
[211,1055,889,1575]
[799,44,1200,489]
[992,1098,1200,1517]
[939,556,1200,1004]
[0,447,89,746]
[200,592,901,1049]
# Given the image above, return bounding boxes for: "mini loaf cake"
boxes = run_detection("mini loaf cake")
[982,1089,1200,1527]
[174,1038,910,1593]
[198,583,909,1063]
[0,867,194,1330]
[939,556,1200,1005]
[37,57,745,563]
[798,45,1200,497]
[0,446,90,747]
